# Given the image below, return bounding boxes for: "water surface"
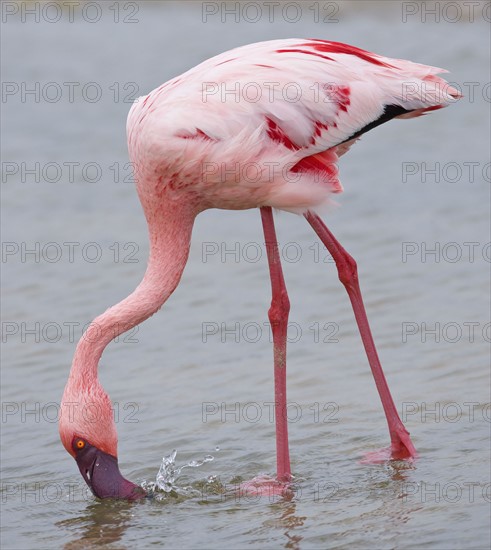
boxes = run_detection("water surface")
[1,2,490,549]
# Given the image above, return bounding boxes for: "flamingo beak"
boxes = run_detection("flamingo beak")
[75,444,146,500]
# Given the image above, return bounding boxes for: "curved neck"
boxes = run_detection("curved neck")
[70,203,197,382]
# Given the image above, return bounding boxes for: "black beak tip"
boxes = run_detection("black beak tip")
[123,481,148,501]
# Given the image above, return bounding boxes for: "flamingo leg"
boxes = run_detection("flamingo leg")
[260,206,292,481]
[305,211,416,459]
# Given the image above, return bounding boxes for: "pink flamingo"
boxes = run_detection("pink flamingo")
[59,39,460,499]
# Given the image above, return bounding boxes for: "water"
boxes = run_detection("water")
[1,1,490,548]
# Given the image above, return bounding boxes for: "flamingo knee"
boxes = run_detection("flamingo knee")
[268,290,290,338]
[333,249,358,289]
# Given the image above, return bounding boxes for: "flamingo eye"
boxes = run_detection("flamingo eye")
[75,438,86,450]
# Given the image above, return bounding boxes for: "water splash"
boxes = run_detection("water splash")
[142,449,216,499]
[156,449,214,492]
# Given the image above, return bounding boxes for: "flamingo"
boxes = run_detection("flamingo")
[59,39,461,500]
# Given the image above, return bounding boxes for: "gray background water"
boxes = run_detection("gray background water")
[1,1,490,548]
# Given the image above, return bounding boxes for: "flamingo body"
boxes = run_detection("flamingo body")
[127,38,458,213]
[59,39,460,499]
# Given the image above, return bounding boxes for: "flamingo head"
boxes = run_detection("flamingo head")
[59,383,146,500]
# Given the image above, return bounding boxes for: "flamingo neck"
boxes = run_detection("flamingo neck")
[69,203,198,384]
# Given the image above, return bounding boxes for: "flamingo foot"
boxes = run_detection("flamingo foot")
[361,430,417,464]
[233,475,293,499]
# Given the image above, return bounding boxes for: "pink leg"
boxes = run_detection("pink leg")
[305,211,416,459]
[260,206,292,481]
